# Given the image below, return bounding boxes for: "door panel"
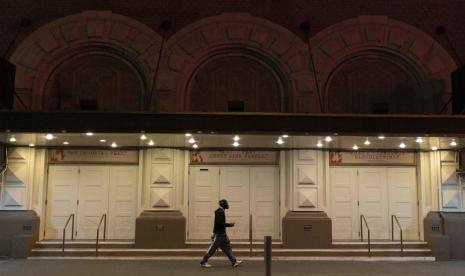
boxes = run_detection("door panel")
[330,168,358,239]
[388,168,418,240]
[76,166,109,239]
[250,167,279,239]
[219,167,250,239]
[188,167,220,239]
[108,166,138,239]
[45,166,79,239]
[358,168,389,239]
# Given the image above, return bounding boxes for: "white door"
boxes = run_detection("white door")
[188,167,220,239]
[250,167,279,239]
[388,168,419,240]
[108,166,138,239]
[358,168,389,239]
[76,166,109,239]
[330,167,358,240]
[219,167,250,240]
[45,166,79,239]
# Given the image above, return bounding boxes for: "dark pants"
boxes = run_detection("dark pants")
[201,234,237,264]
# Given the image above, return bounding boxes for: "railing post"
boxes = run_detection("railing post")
[367,230,371,257]
[96,229,99,257]
[103,214,107,241]
[249,214,253,257]
[264,236,272,276]
[62,228,66,253]
[400,230,403,257]
[71,214,75,240]
[391,215,394,241]
[360,215,363,241]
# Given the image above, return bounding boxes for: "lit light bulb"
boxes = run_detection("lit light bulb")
[325,136,332,142]
[450,140,457,147]
[233,141,240,147]
[45,134,54,140]
[140,134,147,140]
[431,146,438,151]
[282,134,289,138]
[185,133,192,137]
[364,139,371,145]
[86,132,94,136]
[148,140,155,146]
[233,135,240,142]
[193,144,199,149]
[353,145,359,150]
[28,143,34,147]
[416,137,423,143]
[188,137,196,144]
[316,141,323,148]
[63,141,69,145]
[378,135,385,140]
[276,138,284,145]
[9,136,16,142]
[100,139,107,143]
[111,142,117,148]
[399,142,406,149]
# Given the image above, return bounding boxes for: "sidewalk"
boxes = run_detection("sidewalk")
[1,259,465,276]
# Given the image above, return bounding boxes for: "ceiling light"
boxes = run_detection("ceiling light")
[399,142,406,149]
[86,132,94,136]
[415,137,423,143]
[188,137,196,144]
[111,142,117,148]
[450,140,457,147]
[233,141,240,147]
[378,135,385,140]
[353,145,359,150]
[364,139,371,145]
[148,140,155,146]
[431,146,438,151]
[28,143,34,147]
[185,133,192,137]
[193,144,199,149]
[282,134,289,138]
[325,136,332,142]
[100,139,107,143]
[63,141,69,145]
[140,134,147,140]
[276,138,284,145]
[316,141,323,148]
[9,136,16,142]
[233,135,240,141]
[45,134,54,140]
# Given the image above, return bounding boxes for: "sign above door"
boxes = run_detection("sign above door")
[190,151,278,165]
[329,151,415,166]
[48,149,139,164]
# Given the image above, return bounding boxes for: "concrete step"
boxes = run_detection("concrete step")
[35,240,135,249]
[332,241,429,249]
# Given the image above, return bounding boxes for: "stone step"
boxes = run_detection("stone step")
[332,241,429,249]
[30,247,432,258]
[35,240,135,249]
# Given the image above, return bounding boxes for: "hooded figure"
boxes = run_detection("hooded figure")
[200,199,243,268]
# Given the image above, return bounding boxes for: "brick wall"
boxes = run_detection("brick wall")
[0,0,464,65]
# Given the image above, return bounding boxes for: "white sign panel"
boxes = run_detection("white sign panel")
[49,149,139,164]
[190,151,278,164]
[330,151,415,165]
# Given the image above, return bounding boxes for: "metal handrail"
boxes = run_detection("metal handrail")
[249,214,253,257]
[360,215,371,257]
[438,211,447,236]
[391,215,404,256]
[62,214,75,253]
[95,214,107,256]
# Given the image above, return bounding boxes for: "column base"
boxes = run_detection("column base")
[282,211,332,249]
[135,210,186,248]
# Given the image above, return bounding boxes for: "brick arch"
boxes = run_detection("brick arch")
[9,11,162,110]
[157,13,316,112]
[309,15,457,112]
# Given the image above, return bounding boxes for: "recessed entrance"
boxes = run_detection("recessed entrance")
[330,167,419,240]
[188,166,279,240]
[45,165,138,239]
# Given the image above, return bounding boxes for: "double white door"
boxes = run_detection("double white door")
[331,167,418,240]
[45,165,138,239]
[188,166,279,240]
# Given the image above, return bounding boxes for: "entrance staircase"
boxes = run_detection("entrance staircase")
[29,240,434,260]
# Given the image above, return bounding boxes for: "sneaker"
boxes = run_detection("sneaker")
[232,260,243,267]
[201,262,212,268]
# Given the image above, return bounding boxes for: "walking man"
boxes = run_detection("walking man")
[200,199,243,268]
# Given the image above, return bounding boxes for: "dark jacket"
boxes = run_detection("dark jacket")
[213,207,233,235]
